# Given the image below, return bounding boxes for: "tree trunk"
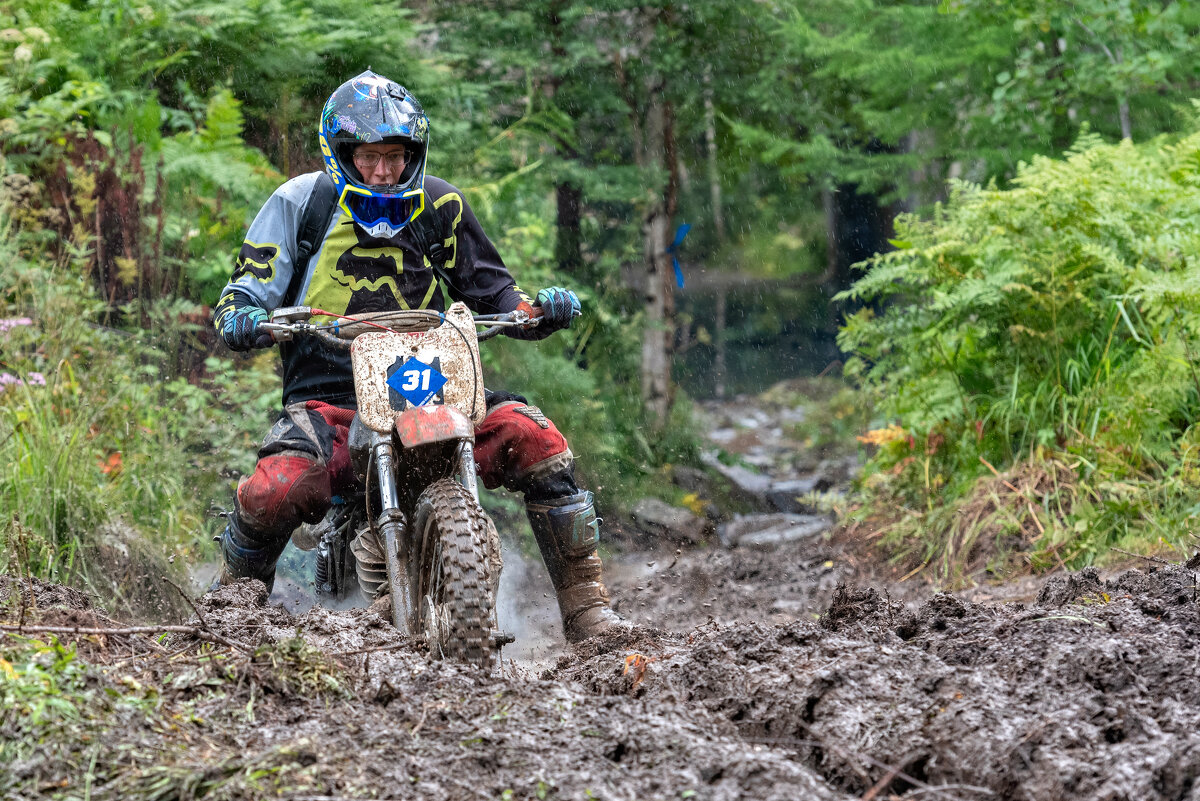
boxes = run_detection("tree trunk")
[642,210,672,425]
[545,2,583,277]
[714,290,727,399]
[703,66,725,243]
[641,90,673,426]
[704,66,728,398]
[555,181,582,275]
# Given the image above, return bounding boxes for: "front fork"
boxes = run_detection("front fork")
[372,434,410,631]
[458,441,480,503]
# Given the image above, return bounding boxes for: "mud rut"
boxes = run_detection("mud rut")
[8,541,1200,801]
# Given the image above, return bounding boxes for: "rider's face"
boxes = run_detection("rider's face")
[353,144,410,187]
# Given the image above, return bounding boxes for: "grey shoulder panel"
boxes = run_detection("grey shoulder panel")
[275,172,326,207]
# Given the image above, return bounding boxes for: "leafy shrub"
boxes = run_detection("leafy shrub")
[839,131,1200,578]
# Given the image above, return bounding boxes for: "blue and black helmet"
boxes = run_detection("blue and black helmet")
[319,70,430,237]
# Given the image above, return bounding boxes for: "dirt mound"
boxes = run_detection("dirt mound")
[0,573,94,612]
[3,574,849,799]
[1034,565,1107,606]
[607,533,851,632]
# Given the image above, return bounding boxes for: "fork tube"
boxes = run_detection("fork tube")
[458,441,480,503]
[374,436,402,510]
[373,437,409,630]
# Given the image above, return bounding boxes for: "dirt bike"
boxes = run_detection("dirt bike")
[262,302,537,671]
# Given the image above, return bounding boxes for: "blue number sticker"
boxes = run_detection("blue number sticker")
[386,356,448,407]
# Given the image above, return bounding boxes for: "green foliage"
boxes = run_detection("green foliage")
[0,636,84,737]
[0,202,270,608]
[839,132,1200,577]
[457,132,702,503]
[739,0,1200,199]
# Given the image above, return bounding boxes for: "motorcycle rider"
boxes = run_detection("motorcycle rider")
[210,70,624,643]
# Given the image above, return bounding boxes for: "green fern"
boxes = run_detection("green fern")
[842,131,1200,577]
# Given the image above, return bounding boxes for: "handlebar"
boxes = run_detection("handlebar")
[261,306,542,349]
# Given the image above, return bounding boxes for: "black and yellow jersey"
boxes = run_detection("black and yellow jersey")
[213,174,527,407]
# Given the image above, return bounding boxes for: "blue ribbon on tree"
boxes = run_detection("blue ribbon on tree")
[665,223,691,288]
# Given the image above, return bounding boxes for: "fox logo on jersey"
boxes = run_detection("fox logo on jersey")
[233,241,280,283]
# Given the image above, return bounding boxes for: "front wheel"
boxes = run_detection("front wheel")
[410,478,499,670]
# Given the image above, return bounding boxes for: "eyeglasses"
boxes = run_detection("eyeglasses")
[353,150,409,169]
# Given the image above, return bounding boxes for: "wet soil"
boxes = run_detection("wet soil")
[7,552,1200,800]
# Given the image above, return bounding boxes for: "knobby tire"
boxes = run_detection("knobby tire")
[411,478,498,670]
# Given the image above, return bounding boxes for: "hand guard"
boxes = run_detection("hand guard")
[221,306,272,351]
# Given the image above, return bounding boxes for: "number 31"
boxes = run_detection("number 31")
[402,368,432,391]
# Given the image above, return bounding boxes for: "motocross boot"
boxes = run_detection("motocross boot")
[527,490,628,643]
[212,507,288,594]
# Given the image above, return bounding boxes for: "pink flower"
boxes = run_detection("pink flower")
[0,318,32,335]
[0,371,45,391]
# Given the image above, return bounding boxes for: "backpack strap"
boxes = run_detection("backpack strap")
[285,172,340,306]
[406,199,451,267]
[405,198,458,293]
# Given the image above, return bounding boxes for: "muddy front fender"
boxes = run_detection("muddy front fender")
[394,404,475,449]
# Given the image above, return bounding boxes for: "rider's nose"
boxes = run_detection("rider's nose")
[364,163,399,186]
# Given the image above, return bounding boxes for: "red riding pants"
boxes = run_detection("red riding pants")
[236,399,571,538]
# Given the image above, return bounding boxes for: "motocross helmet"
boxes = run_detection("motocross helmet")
[318,70,430,238]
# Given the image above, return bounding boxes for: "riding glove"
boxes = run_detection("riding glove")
[535,287,581,332]
[220,305,271,351]
[505,288,581,341]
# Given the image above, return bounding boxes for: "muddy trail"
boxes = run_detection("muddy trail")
[8,383,1200,800]
[7,553,1200,801]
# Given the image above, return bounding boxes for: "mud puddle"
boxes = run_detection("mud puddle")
[254,538,574,668]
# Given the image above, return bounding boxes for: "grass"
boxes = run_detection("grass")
[0,204,273,618]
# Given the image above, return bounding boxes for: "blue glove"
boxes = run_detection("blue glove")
[220,306,271,351]
[535,287,581,332]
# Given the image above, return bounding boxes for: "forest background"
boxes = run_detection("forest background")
[3,0,1200,612]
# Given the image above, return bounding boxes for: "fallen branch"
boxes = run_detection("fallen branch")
[159,575,255,654]
[861,762,903,801]
[1109,547,1173,566]
[161,575,215,629]
[0,623,255,654]
[330,642,413,657]
[904,786,1001,799]
[751,721,995,800]
[1027,615,1106,629]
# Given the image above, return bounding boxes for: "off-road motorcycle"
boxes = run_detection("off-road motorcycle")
[263,302,537,670]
